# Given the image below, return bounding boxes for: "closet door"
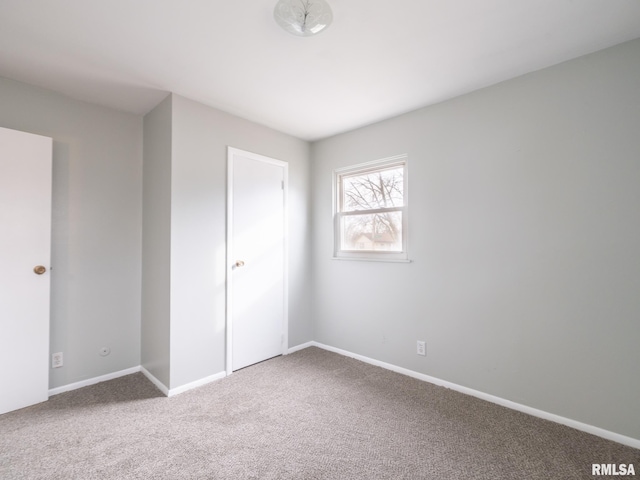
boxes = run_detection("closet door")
[0,127,52,414]
[227,147,288,373]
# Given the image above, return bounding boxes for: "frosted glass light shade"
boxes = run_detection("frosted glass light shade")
[274,0,333,37]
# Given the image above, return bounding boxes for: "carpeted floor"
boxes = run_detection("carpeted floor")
[1,347,638,479]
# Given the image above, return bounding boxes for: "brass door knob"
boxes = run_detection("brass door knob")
[34,265,47,275]
[235,260,245,268]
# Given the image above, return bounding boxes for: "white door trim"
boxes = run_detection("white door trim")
[226,147,289,376]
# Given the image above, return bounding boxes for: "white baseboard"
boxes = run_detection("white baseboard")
[140,366,169,396]
[167,371,227,397]
[50,366,227,399]
[306,342,640,450]
[287,341,315,354]
[48,366,141,396]
[140,367,227,397]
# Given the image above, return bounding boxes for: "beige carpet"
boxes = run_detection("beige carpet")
[1,347,638,479]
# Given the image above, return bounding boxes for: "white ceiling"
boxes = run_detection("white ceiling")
[1,1,640,141]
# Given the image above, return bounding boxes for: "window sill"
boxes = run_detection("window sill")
[332,256,412,263]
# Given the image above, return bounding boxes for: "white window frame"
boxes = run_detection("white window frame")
[333,154,409,262]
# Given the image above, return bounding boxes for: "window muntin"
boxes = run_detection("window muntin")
[334,155,408,261]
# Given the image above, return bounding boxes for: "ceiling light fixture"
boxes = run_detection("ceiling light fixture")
[274,0,333,37]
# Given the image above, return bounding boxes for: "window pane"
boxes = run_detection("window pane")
[341,166,403,212]
[341,211,403,252]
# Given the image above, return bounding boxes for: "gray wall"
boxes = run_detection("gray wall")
[142,94,312,390]
[311,39,640,439]
[0,77,143,389]
[141,95,172,386]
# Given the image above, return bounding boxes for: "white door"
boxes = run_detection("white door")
[227,147,288,373]
[0,127,52,414]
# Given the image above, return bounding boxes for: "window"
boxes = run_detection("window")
[334,155,409,262]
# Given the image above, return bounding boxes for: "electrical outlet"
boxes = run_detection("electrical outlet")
[417,341,426,356]
[52,352,63,368]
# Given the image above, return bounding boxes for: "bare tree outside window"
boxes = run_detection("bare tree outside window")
[334,157,408,260]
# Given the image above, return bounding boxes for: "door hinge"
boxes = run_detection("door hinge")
[281,180,284,190]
